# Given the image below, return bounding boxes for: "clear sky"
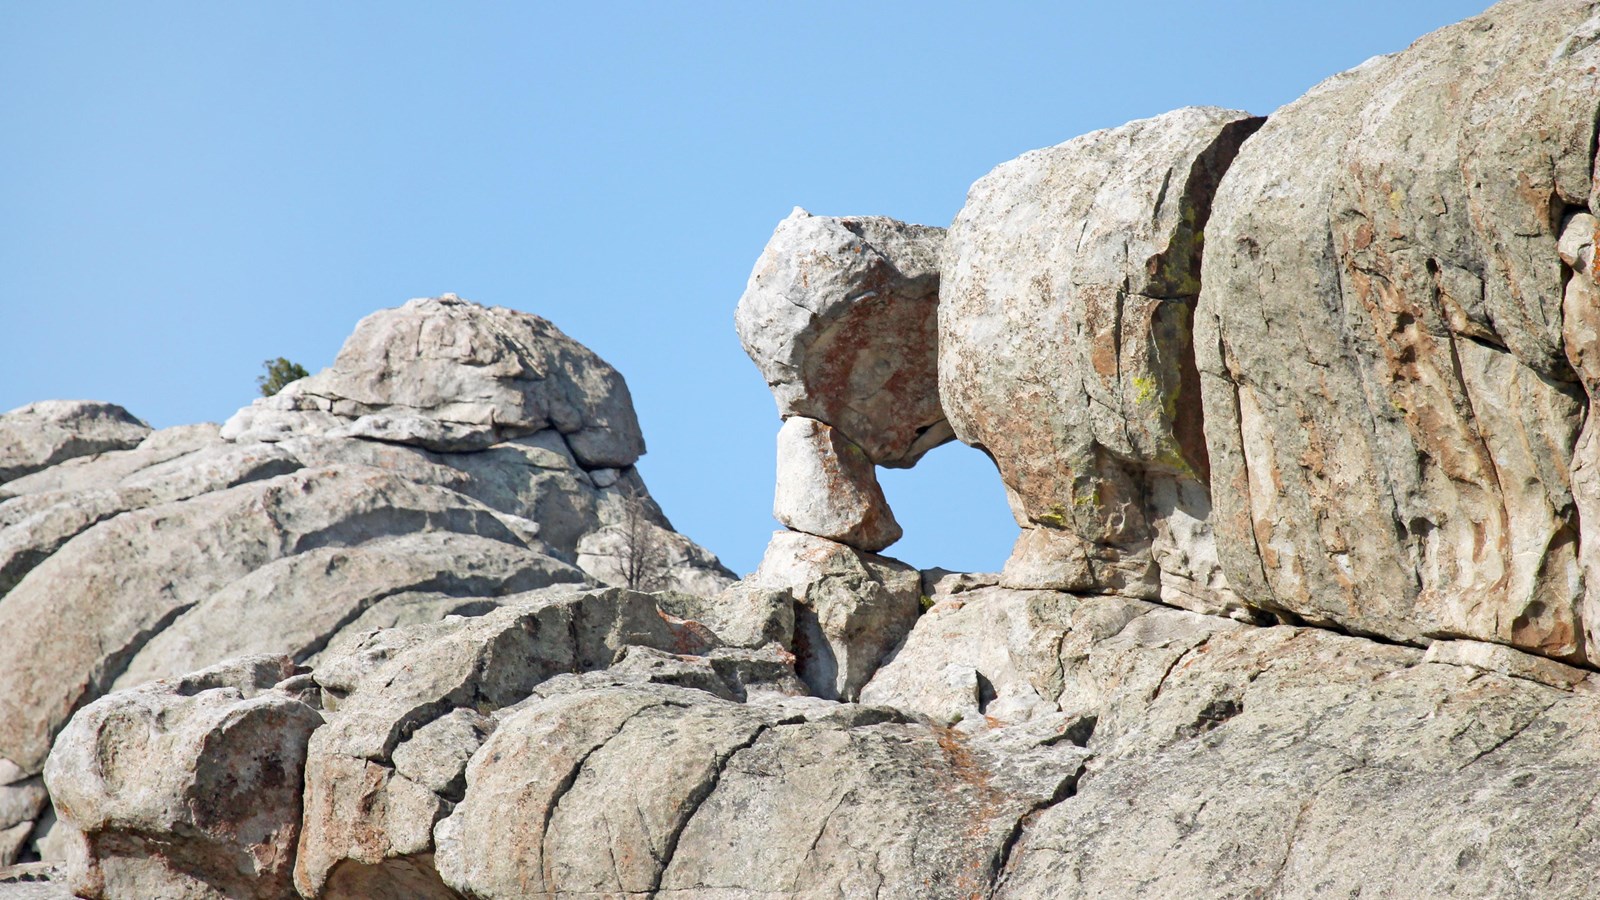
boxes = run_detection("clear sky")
[2,1,1492,576]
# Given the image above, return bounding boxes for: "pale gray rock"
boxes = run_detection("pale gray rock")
[0,402,150,485]
[653,697,1082,899]
[113,532,589,690]
[656,581,795,649]
[436,685,763,898]
[432,431,596,555]
[0,465,521,778]
[223,295,645,467]
[1565,211,1600,671]
[293,589,717,898]
[748,531,920,700]
[606,645,739,700]
[940,106,1262,613]
[847,579,1600,898]
[0,862,69,899]
[861,586,1079,726]
[0,772,46,869]
[0,441,301,599]
[736,208,950,467]
[1423,639,1593,690]
[0,423,220,497]
[993,625,1600,898]
[919,567,999,601]
[434,681,1080,900]
[705,645,810,703]
[773,416,900,551]
[1197,0,1600,662]
[43,656,321,900]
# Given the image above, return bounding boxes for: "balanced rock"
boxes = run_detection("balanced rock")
[1196,0,1600,662]
[773,415,900,551]
[0,401,150,486]
[940,106,1262,612]
[736,209,950,468]
[224,294,644,466]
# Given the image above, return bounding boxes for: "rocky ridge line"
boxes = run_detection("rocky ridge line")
[6,0,1600,897]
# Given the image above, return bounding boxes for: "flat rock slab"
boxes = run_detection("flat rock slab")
[0,402,150,485]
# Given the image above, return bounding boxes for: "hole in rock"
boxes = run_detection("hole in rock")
[975,671,997,713]
[875,440,1018,574]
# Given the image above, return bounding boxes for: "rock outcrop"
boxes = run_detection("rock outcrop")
[14,1,1600,896]
[736,209,949,470]
[940,105,1263,612]
[0,296,733,866]
[748,531,920,701]
[223,295,643,466]
[733,210,949,700]
[0,402,150,486]
[1197,0,1600,663]
[43,657,321,900]
[39,561,1600,899]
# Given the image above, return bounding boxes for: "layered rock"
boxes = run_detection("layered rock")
[859,584,1600,897]
[223,294,643,466]
[42,657,321,900]
[1196,0,1600,662]
[292,590,718,898]
[21,2,1600,895]
[42,568,1600,899]
[732,210,950,694]
[0,295,733,865]
[940,105,1263,612]
[0,401,150,486]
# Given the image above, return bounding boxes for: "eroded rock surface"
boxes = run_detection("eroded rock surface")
[293,589,718,899]
[773,416,900,551]
[0,296,732,865]
[1197,0,1600,663]
[940,105,1262,612]
[748,531,920,701]
[43,576,1600,900]
[43,656,321,900]
[21,2,1600,896]
[0,402,150,486]
[737,209,949,469]
[224,295,643,466]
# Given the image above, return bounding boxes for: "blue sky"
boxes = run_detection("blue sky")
[1,1,1491,576]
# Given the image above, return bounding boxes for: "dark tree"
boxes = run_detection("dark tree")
[257,358,310,397]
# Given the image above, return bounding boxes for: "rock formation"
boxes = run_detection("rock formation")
[940,105,1262,612]
[0,295,734,869]
[8,1,1600,897]
[0,402,150,485]
[736,209,950,470]
[734,210,948,699]
[1196,0,1600,663]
